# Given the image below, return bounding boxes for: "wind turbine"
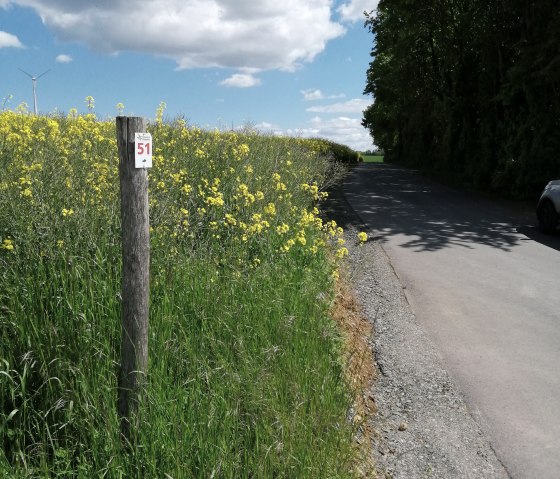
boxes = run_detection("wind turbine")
[18,68,50,115]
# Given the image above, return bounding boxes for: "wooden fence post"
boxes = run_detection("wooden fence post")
[116,116,150,443]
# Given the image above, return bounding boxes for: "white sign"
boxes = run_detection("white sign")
[134,132,152,168]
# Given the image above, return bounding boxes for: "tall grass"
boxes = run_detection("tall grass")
[0,109,355,477]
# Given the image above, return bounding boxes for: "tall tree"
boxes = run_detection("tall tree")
[363,0,560,198]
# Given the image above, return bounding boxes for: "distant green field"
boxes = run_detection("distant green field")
[361,155,384,163]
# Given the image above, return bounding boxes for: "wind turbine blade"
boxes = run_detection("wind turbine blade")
[18,68,33,78]
[36,69,50,80]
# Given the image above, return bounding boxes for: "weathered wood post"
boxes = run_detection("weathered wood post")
[116,116,151,443]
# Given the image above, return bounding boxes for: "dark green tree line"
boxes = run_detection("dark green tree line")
[363,0,560,198]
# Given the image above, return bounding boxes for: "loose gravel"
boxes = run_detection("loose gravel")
[323,179,510,479]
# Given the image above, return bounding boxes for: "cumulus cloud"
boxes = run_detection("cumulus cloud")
[251,115,372,151]
[254,121,277,130]
[306,98,370,113]
[301,89,346,101]
[301,89,325,101]
[0,30,23,48]
[220,73,261,88]
[254,121,284,135]
[55,53,72,62]
[6,0,345,72]
[289,115,372,151]
[337,0,379,22]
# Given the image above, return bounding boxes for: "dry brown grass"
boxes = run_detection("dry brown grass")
[331,273,378,477]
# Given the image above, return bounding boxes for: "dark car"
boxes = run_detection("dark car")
[537,181,560,234]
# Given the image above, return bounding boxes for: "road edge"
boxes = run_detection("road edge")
[323,170,510,478]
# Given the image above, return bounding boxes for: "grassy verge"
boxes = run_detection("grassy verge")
[0,109,362,477]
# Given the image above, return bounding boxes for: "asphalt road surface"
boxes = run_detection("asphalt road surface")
[344,163,560,479]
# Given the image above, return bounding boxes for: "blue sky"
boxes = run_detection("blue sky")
[0,0,378,151]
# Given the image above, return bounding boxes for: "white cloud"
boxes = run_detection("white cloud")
[306,98,370,114]
[301,89,346,101]
[6,0,345,73]
[220,73,261,88]
[254,121,284,135]
[55,53,72,62]
[254,121,276,130]
[0,30,23,48]
[290,116,372,151]
[301,89,325,101]
[337,0,379,22]
[250,115,372,151]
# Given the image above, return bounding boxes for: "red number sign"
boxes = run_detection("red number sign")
[134,133,153,168]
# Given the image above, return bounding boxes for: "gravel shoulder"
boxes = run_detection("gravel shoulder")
[323,178,510,479]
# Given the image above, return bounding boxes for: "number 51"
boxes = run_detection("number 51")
[137,142,150,155]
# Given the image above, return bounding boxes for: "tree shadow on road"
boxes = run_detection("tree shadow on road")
[329,164,550,253]
[321,179,368,233]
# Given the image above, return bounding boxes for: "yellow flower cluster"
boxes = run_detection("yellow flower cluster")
[1,239,14,251]
[234,183,256,205]
[0,105,352,281]
[233,143,250,160]
[264,203,276,216]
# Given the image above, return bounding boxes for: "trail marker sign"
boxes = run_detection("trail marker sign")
[135,132,152,168]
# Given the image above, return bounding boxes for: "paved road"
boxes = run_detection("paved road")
[344,163,560,479]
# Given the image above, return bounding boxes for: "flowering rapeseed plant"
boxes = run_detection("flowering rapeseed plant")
[0,105,352,372]
[1,106,349,275]
[0,105,359,477]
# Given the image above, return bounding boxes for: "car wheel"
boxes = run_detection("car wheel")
[537,200,558,234]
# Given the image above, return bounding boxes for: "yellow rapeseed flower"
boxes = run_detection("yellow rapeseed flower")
[281,238,296,253]
[336,247,349,259]
[225,214,237,226]
[234,144,250,159]
[205,193,224,207]
[1,239,14,251]
[264,203,276,216]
